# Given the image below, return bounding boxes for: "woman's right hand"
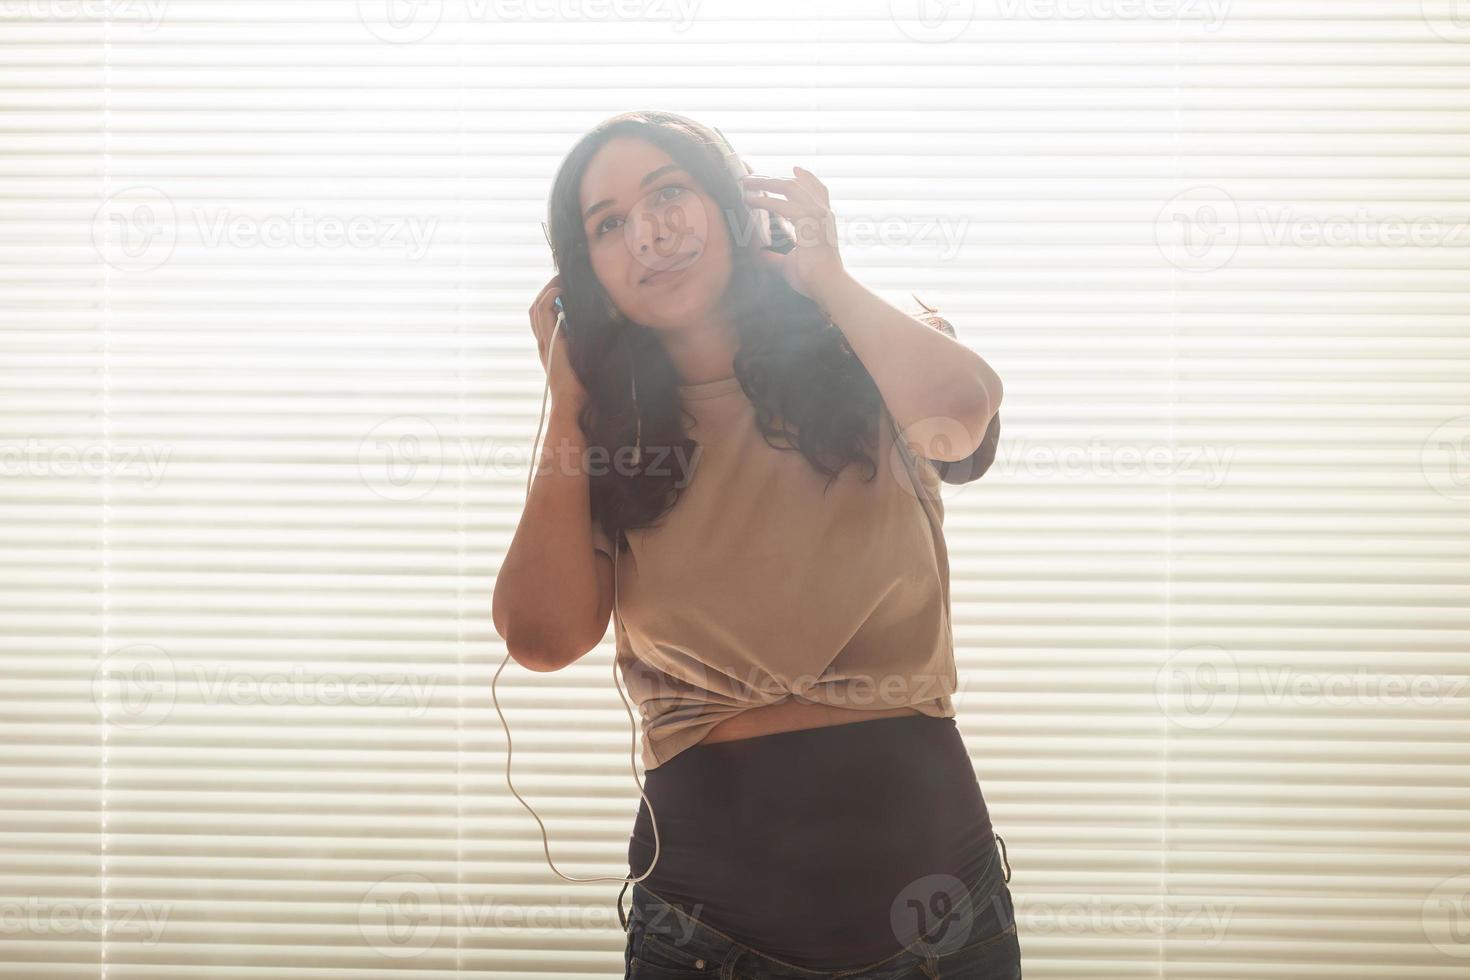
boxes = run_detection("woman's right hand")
[528,273,588,408]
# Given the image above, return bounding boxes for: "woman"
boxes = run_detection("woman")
[492,110,1017,978]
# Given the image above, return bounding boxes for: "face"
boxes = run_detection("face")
[579,136,734,332]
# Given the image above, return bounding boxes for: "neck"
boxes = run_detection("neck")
[660,307,740,385]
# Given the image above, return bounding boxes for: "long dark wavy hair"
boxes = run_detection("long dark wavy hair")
[544,110,887,554]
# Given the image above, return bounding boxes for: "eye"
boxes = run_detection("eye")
[592,186,686,238]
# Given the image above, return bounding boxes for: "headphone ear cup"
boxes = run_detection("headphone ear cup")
[764,211,796,254]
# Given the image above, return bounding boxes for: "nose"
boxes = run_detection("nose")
[629,193,690,264]
[633,208,673,258]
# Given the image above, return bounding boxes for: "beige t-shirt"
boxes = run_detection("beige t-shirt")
[593,373,960,770]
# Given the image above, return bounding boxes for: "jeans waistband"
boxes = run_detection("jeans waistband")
[617,832,1013,975]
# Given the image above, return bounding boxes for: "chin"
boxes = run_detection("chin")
[640,282,723,330]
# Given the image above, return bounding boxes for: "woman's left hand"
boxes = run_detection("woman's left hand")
[740,166,846,303]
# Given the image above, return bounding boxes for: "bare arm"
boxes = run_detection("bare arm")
[492,275,615,672]
[812,272,1003,462]
[492,393,615,671]
[913,308,1003,484]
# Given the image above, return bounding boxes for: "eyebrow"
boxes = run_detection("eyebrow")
[582,163,686,223]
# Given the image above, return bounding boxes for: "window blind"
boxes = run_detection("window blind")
[2,1,1466,977]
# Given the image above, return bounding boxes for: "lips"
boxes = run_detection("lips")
[641,250,699,285]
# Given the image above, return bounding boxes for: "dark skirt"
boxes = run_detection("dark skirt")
[623,713,1000,971]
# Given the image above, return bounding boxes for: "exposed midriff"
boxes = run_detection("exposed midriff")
[694,697,925,746]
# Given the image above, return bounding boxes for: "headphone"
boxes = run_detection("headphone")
[491,295,659,886]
